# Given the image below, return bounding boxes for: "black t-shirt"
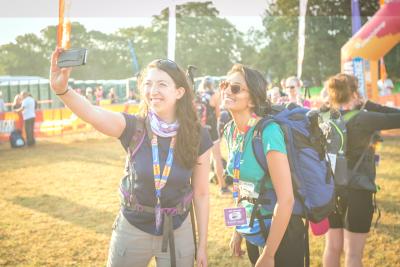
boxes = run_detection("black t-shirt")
[344,107,400,182]
[118,113,213,235]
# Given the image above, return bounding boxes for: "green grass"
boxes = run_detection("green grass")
[0,132,399,266]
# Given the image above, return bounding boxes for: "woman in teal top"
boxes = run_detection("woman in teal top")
[222,64,305,267]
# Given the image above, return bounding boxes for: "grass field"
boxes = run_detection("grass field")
[0,132,399,267]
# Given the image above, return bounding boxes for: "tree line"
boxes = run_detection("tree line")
[1,1,398,86]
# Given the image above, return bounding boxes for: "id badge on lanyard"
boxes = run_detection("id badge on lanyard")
[223,114,257,227]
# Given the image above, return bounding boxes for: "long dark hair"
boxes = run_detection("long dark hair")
[138,59,201,169]
[227,64,271,116]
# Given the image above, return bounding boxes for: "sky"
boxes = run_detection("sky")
[0,0,267,45]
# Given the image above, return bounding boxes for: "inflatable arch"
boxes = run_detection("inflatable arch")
[341,0,400,101]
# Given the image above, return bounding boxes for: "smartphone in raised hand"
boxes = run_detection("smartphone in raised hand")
[57,48,88,68]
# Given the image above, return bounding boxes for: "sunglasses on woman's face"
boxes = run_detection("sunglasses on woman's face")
[219,81,245,94]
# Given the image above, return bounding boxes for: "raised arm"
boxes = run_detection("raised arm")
[363,100,400,114]
[357,111,400,132]
[191,147,211,267]
[50,48,125,138]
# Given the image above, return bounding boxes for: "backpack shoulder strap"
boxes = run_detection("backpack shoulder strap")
[251,117,275,176]
[127,115,147,158]
[343,110,360,123]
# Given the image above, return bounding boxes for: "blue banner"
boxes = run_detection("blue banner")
[351,0,362,35]
[128,40,140,74]
[353,57,366,97]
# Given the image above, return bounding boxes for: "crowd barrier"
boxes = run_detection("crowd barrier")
[0,103,140,142]
[1,94,399,143]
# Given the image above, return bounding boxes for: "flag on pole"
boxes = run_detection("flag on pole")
[128,40,140,74]
[167,1,176,61]
[297,0,308,79]
[351,0,362,35]
[58,0,71,49]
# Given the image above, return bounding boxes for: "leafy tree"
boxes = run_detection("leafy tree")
[255,0,380,85]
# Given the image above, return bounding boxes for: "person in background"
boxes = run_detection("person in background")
[74,87,82,95]
[108,88,118,104]
[268,86,282,105]
[95,86,104,105]
[377,75,394,96]
[15,91,36,146]
[50,47,211,267]
[323,73,400,267]
[284,76,311,108]
[279,79,288,97]
[85,87,95,104]
[223,64,304,267]
[12,94,22,110]
[198,77,230,195]
[12,93,24,130]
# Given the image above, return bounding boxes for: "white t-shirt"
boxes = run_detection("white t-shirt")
[377,79,394,96]
[21,96,36,120]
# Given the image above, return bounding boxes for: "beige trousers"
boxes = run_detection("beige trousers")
[107,212,195,267]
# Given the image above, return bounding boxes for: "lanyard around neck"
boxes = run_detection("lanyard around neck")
[151,134,176,201]
[232,114,257,203]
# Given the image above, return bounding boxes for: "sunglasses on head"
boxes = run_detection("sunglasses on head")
[286,86,296,89]
[219,81,244,94]
[154,59,179,70]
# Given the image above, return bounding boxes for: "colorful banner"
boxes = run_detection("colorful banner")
[128,40,140,74]
[341,0,400,100]
[352,57,366,97]
[0,103,140,141]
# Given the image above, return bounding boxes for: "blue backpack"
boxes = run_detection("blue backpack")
[235,105,335,252]
[251,105,335,222]
[234,105,335,266]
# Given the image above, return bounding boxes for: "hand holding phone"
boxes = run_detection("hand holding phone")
[57,48,88,68]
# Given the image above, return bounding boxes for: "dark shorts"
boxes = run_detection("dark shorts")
[246,215,305,267]
[275,215,306,267]
[328,189,374,233]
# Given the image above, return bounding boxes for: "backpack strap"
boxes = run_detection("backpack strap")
[247,117,276,228]
[350,133,376,176]
[251,117,275,177]
[127,116,146,158]
[245,240,260,265]
[190,203,197,260]
[343,110,360,123]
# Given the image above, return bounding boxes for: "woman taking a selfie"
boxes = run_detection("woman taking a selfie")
[50,48,212,267]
